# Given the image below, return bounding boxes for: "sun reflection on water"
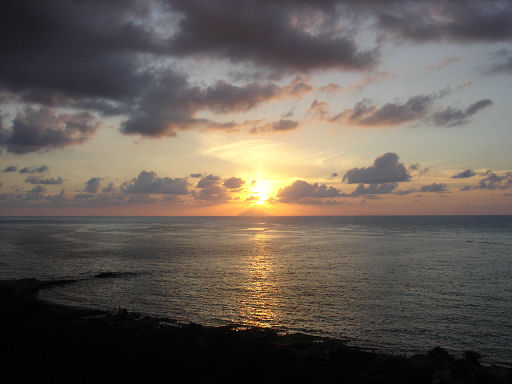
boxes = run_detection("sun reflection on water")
[239,229,279,328]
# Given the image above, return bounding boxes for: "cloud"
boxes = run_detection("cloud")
[194,174,231,203]
[84,177,102,194]
[249,119,300,134]
[0,107,99,154]
[431,99,493,126]
[333,94,436,127]
[350,182,398,196]
[24,186,46,200]
[166,0,378,73]
[190,173,202,178]
[408,163,429,176]
[394,188,417,195]
[277,180,342,204]
[377,1,512,43]
[121,171,189,194]
[325,90,489,128]
[223,177,245,190]
[420,183,448,193]
[2,165,17,172]
[452,169,476,179]
[488,50,512,75]
[343,153,411,184]
[196,174,221,188]
[120,72,307,137]
[0,1,322,144]
[24,176,63,185]
[19,165,49,174]
[473,171,512,190]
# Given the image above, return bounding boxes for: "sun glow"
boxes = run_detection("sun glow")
[250,178,273,205]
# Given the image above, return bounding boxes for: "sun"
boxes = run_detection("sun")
[251,179,273,205]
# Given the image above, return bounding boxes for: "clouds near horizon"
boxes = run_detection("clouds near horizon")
[343,153,410,184]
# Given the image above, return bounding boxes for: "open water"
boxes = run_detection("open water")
[0,216,510,364]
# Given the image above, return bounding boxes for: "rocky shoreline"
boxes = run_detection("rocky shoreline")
[1,278,510,383]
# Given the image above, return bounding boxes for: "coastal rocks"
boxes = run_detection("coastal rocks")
[1,278,511,384]
[94,272,137,279]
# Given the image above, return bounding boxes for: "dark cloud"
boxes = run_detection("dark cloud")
[19,165,49,174]
[166,0,378,73]
[24,186,46,200]
[475,171,512,190]
[223,177,245,190]
[2,165,17,172]
[377,1,512,43]
[0,0,158,101]
[120,72,307,137]
[350,182,398,196]
[24,175,63,185]
[343,153,411,184]
[84,177,102,194]
[101,183,117,194]
[277,180,342,204]
[0,0,507,151]
[194,174,231,203]
[121,171,189,194]
[0,107,99,154]
[420,183,448,193]
[0,1,318,143]
[196,174,221,189]
[334,94,435,126]
[432,99,493,126]
[190,173,202,178]
[452,169,476,179]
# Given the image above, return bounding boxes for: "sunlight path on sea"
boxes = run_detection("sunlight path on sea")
[239,228,279,328]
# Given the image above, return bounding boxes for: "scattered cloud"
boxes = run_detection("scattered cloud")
[331,94,436,127]
[420,183,449,193]
[350,183,398,196]
[431,99,493,126]
[24,186,47,200]
[377,1,512,43]
[84,177,102,194]
[452,169,476,179]
[24,176,63,185]
[249,119,300,134]
[343,153,411,184]
[121,171,189,194]
[2,165,17,172]
[194,174,231,203]
[277,180,342,204]
[19,165,49,174]
[467,171,512,190]
[223,177,245,190]
[0,107,99,154]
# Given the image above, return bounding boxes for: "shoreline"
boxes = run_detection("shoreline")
[1,278,510,383]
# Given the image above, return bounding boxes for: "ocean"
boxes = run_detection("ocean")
[0,216,511,364]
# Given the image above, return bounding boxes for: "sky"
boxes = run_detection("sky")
[0,0,511,215]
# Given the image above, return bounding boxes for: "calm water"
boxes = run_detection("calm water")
[1,216,511,364]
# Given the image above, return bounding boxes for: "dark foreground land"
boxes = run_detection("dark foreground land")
[1,279,510,384]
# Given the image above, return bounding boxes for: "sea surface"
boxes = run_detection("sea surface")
[1,216,511,364]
